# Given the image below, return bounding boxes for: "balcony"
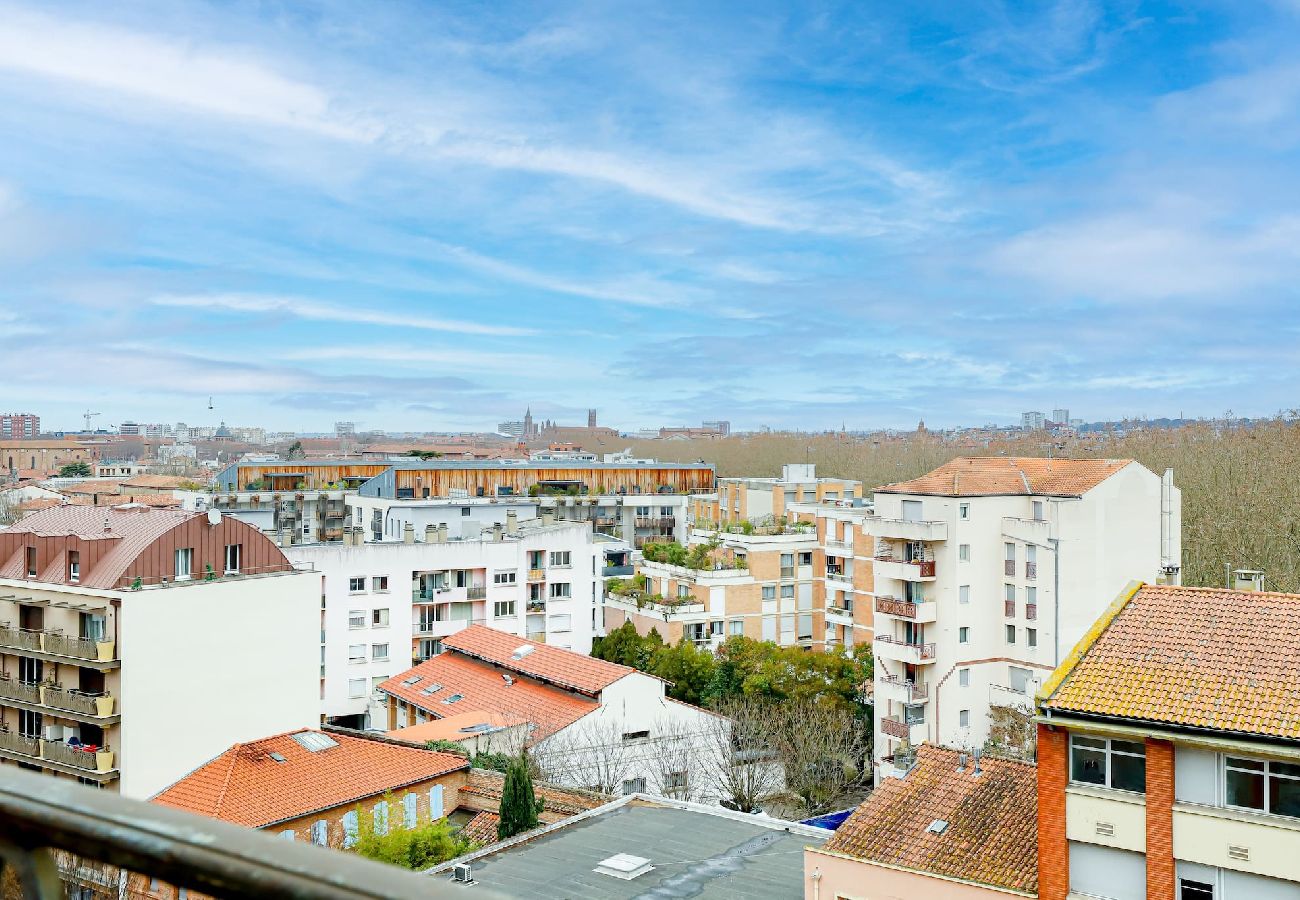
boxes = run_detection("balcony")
[41,740,114,773]
[634,517,657,528]
[1025,562,1037,581]
[0,676,40,704]
[825,571,853,585]
[873,635,936,665]
[0,765,468,900]
[602,564,634,577]
[1005,599,1015,617]
[0,624,118,668]
[874,596,937,623]
[879,715,924,743]
[824,539,852,555]
[1003,516,1050,546]
[1026,603,1037,621]
[879,674,929,703]
[864,518,948,542]
[466,586,487,600]
[42,686,116,719]
[1004,559,1016,577]
[527,569,546,582]
[873,557,936,582]
[0,728,39,757]
[825,605,854,625]
[526,600,546,613]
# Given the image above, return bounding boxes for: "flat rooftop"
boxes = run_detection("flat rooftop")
[432,797,828,898]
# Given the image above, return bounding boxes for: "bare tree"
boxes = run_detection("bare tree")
[695,697,783,813]
[767,700,871,818]
[650,716,703,802]
[983,705,1037,762]
[532,717,634,795]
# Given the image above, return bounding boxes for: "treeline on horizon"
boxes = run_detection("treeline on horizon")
[626,418,1300,594]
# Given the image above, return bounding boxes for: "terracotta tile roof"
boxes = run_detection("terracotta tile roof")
[1042,584,1300,739]
[825,745,1037,894]
[460,769,610,820]
[150,728,468,828]
[876,456,1135,497]
[386,711,525,744]
[459,811,500,845]
[119,474,192,490]
[59,481,124,496]
[442,624,638,695]
[378,651,598,742]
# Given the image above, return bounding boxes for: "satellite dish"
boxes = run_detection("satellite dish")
[206,508,222,526]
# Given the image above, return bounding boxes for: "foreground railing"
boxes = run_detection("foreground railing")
[0,767,489,900]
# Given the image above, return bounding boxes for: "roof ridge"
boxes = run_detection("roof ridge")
[210,742,244,817]
[1038,580,1144,703]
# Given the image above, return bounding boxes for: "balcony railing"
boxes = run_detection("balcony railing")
[873,635,935,659]
[41,686,115,718]
[880,716,912,740]
[0,676,41,704]
[527,569,546,582]
[466,587,487,600]
[602,564,634,577]
[43,634,102,662]
[1004,559,1016,577]
[526,601,546,613]
[880,674,928,702]
[1025,561,1037,580]
[0,625,42,652]
[826,571,852,584]
[875,597,917,618]
[40,740,111,772]
[1005,600,1015,617]
[0,625,116,663]
[1026,603,1038,621]
[0,728,39,756]
[0,765,475,900]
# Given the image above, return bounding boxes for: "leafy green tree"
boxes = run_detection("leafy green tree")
[286,440,304,460]
[352,802,473,870]
[649,639,717,705]
[57,462,92,478]
[471,750,514,773]
[423,740,469,755]
[497,754,545,840]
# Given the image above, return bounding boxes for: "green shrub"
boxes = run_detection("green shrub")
[352,808,473,870]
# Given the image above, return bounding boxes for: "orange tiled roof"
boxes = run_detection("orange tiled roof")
[1043,584,1300,739]
[442,624,638,695]
[460,811,500,845]
[150,729,468,828]
[825,745,1037,894]
[875,456,1134,497]
[386,711,525,744]
[378,651,598,741]
[460,769,610,819]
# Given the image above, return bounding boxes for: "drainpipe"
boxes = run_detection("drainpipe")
[1050,534,1061,668]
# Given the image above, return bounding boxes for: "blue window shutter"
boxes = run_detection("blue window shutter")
[342,810,359,847]
[280,830,296,841]
[403,793,418,828]
[374,801,389,835]
[429,784,444,820]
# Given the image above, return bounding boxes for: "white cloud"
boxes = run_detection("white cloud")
[151,293,534,336]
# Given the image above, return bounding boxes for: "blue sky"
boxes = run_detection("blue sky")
[2,1,1298,433]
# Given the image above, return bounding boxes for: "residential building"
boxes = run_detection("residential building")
[379,626,723,801]
[805,745,1037,899]
[0,413,40,440]
[1037,582,1300,900]
[790,501,877,652]
[286,519,600,729]
[1022,411,1046,430]
[0,505,318,798]
[431,793,831,897]
[1052,408,1070,425]
[690,463,863,526]
[868,457,1181,772]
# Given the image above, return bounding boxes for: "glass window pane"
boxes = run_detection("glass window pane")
[1226,756,1265,771]
[1111,753,1146,792]
[1269,774,1300,818]
[1271,760,1300,779]
[1072,735,1105,750]
[1111,740,1145,756]
[1071,746,1106,785]
[1226,769,1266,810]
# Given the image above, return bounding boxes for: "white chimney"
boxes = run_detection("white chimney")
[424,524,437,543]
[438,524,448,543]
[506,510,519,535]
[403,522,415,544]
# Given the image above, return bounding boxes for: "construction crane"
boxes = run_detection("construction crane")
[82,410,101,432]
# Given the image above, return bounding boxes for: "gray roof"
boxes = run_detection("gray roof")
[433,799,828,898]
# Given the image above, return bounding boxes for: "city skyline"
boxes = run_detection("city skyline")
[3,2,1300,431]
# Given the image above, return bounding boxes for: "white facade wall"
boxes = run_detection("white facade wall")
[288,524,599,727]
[870,464,1180,761]
[347,496,538,541]
[118,572,319,798]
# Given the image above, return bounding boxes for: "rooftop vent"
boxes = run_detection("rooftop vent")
[268,752,287,763]
[926,820,949,834]
[594,854,654,881]
[511,645,535,661]
[502,674,514,686]
[290,732,338,753]
[402,676,423,686]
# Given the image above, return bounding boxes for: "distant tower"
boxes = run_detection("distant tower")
[917,419,927,433]
[523,407,534,438]
[588,409,597,428]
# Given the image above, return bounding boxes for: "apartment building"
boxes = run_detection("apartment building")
[689,463,862,526]
[868,457,1180,771]
[286,518,600,730]
[604,524,826,650]
[1038,583,1300,900]
[379,626,724,802]
[0,505,318,798]
[0,413,40,440]
[789,501,876,652]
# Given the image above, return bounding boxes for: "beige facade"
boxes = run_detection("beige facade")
[690,463,862,527]
[804,848,1029,900]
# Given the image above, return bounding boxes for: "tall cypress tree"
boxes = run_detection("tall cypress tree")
[497,754,544,840]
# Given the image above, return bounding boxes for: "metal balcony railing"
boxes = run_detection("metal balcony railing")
[0,676,41,704]
[41,687,114,718]
[1025,561,1037,580]
[40,740,105,772]
[1026,603,1038,621]
[873,635,935,659]
[875,596,917,618]
[43,633,102,662]
[466,587,487,600]
[1005,600,1015,617]
[0,728,40,756]
[0,624,43,653]
[880,716,912,740]
[880,674,928,702]
[1004,559,1016,577]
[527,569,546,582]
[0,766,485,900]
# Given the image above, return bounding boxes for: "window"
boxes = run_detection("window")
[622,730,650,741]
[1032,501,1045,521]
[1070,736,1146,792]
[904,704,925,725]
[550,614,572,632]
[902,500,922,522]
[494,571,517,585]
[959,543,970,561]
[622,777,647,795]
[1009,666,1032,693]
[279,830,295,841]
[1005,625,1016,644]
[348,644,365,664]
[959,585,970,604]
[371,643,389,661]
[664,771,688,794]
[1225,756,1300,818]
[660,506,673,516]
[549,551,571,567]
[342,811,359,848]
[372,608,389,627]
[310,820,329,845]
[798,613,813,640]
[549,582,571,599]
[174,547,193,580]
[780,552,794,572]
[677,584,691,599]
[959,503,969,520]
[1004,584,1015,602]
[67,551,79,583]
[1026,586,1037,605]
[372,576,388,592]
[729,619,743,636]
[224,543,241,574]
[762,585,776,601]
[959,709,970,728]
[780,584,795,599]
[348,678,365,698]
[1179,880,1213,900]
[1004,542,1015,562]
[1027,628,1038,648]
[25,546,36,577]
[798,551,812,566]
[348,610,365,629]
[403,793,418,828]
[494,600,516,617]
[348,577,365,593]
[371,675,386,695]
[959,668,970,687]
[959,627,969,644]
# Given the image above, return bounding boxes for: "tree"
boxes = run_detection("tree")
[532,717,633,796]
[58,462,92,478]
[767,699,871,817]
[697,697,784,813]
[286,440,305,460]
[497,754,544,840]
[649,639,716,705]
[983,705,1037,762]
[352,806,473,870]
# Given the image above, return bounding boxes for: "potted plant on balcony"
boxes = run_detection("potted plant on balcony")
[96,636,116,661]
[95,693,116,717]
[95,745,114,772]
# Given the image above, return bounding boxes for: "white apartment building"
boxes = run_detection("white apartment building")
[286,518,600,730]
[0,505,318,799]
[867,457,1180,771]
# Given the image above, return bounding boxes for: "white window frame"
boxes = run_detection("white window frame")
[493,600,516,618]
[372,608,389,627]
[224,543,241,574]
[549,550,571,568]
[549,582,571,599]
[1069,735,1146,793]
[958,626,969,643]
[959,543,970,561]
[174,547,193,581]
[1223,755,1300,819]
[348,610,365,629]
[348,576,366,594]
[372,576,388,593]
[348,678,365,698]
[348,644,365,665]
[371,643,389,661]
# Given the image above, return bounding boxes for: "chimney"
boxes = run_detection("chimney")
[352,526,364,546]
[957,753,968,772]
[541,509,554,527]
[280,527,292,548]
[403,522,415,544]
[972,748,983,777]
[493,523,504,542]
[438,523,448,544]
[506,510,519,535]
[424,524,437,544]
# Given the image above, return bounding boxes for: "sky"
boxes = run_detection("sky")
[2,1,1299,434]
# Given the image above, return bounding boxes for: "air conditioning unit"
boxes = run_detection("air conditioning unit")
[452,863,473,883]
